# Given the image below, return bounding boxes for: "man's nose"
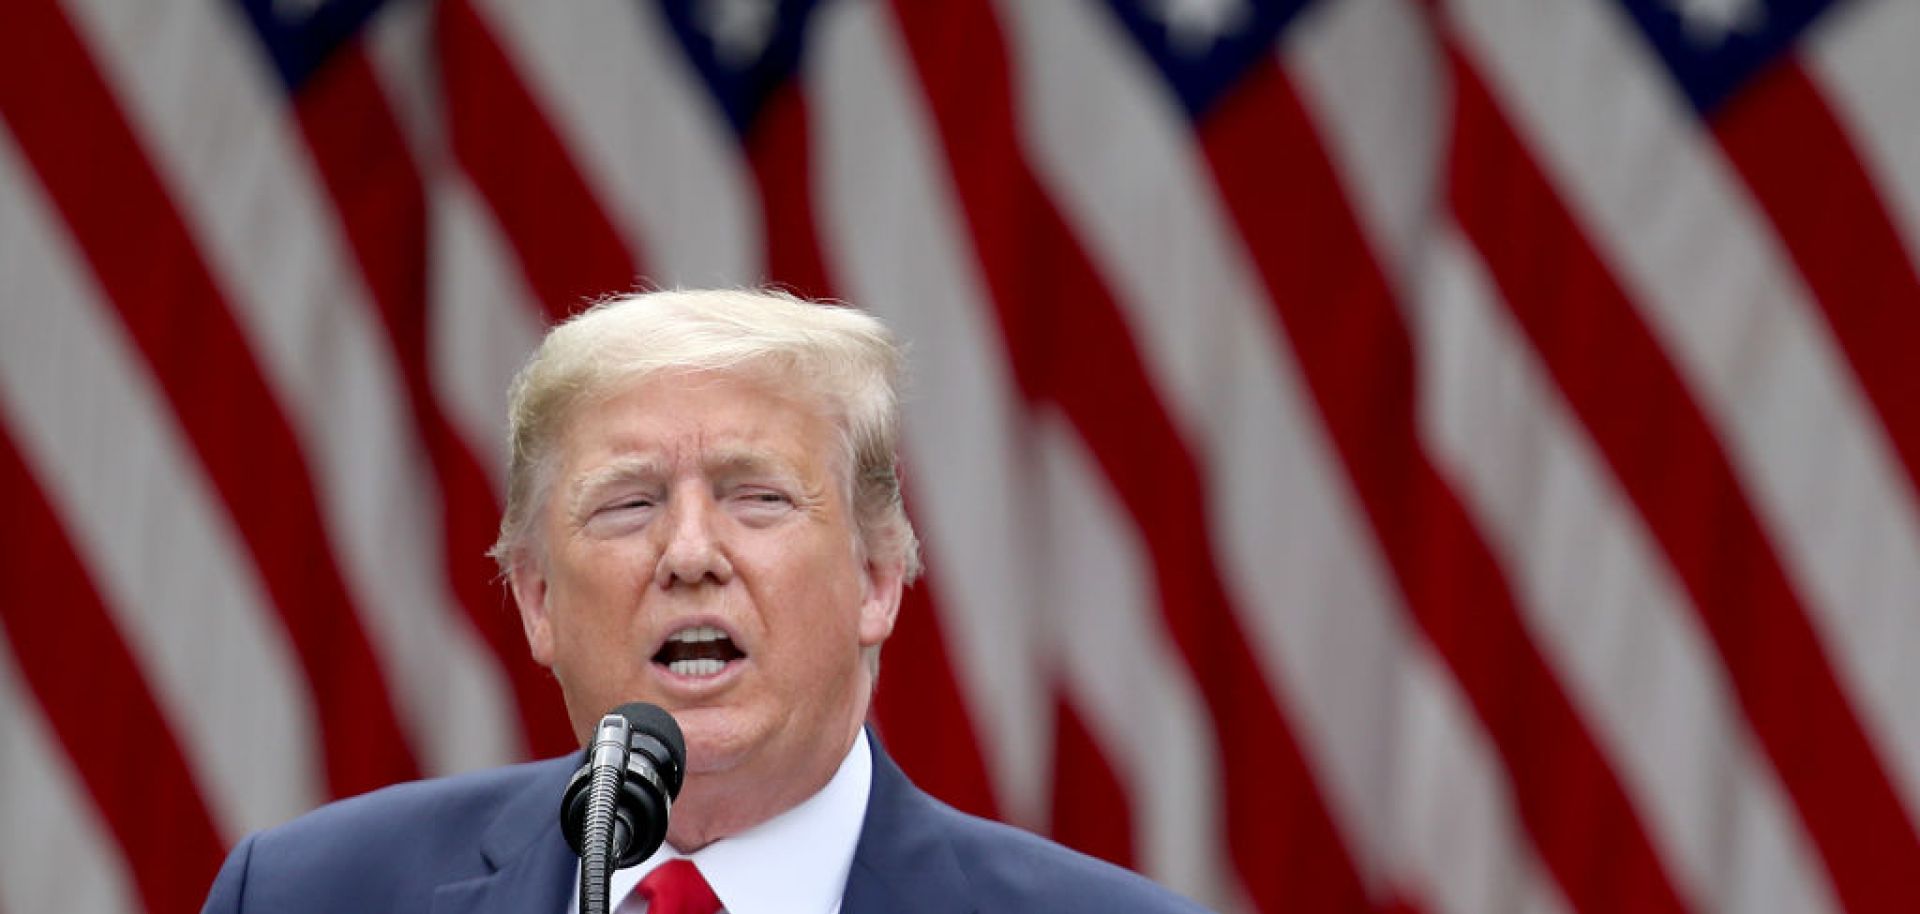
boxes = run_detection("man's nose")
[653,489,734,588]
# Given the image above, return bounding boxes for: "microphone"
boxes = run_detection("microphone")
[560,703,686,914]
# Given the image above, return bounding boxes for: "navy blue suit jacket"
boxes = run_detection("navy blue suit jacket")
[201,735,1210,913]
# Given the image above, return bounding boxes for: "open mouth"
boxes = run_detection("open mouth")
[651,624,746,679]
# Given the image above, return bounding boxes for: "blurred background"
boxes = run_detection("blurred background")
[3,0,1918,912]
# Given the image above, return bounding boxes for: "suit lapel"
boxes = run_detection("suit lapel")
[422,737,973,914]
[841,736,976,914]
[431,757,579,914]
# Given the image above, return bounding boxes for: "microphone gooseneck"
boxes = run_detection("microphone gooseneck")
[575,716,630,914]
[560,703,687,914]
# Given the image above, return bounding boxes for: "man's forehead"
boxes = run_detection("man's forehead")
[551,369,847,493]
[572,446,801,485]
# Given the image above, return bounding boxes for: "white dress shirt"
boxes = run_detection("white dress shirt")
[567,728,874,914]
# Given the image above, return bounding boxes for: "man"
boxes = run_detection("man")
[202,289,1210,914]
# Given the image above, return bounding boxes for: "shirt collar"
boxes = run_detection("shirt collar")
[591,728,873,914]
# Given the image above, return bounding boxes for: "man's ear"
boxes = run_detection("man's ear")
[858,554,906,649]
[508,552,557,667]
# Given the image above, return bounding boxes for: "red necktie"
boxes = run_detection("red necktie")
[636,859,723,914]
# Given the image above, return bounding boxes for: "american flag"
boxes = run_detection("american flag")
[3,0,1918,911]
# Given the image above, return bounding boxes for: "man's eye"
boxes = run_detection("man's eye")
[602,498,654,513]
[734,489,791,507]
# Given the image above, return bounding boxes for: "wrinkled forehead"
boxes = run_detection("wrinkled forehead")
[567,446,808,495]
[547,366,852,484]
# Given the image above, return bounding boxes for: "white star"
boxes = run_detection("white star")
[1666,0,1768,47]
[273,0,325,22]
[695,0,779,67]
[1140,0,1251,57]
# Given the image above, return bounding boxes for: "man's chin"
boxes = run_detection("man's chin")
[673,708,759,776]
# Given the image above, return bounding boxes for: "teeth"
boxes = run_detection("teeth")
[668,658,727,678]
[667,624,728,644]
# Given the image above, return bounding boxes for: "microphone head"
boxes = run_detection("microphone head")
[560,702,686,869]
[611,702,685,799]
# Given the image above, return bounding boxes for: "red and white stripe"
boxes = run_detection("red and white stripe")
[472,0,758,287]
[0,640,141,914]
[6,1,1920,912]
[0,125,322,838]
[56,0,524,777]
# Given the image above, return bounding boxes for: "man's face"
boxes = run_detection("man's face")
[511,368,901,800]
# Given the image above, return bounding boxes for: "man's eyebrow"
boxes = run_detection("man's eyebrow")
[568,456,666,512]
[702,448,797,479]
